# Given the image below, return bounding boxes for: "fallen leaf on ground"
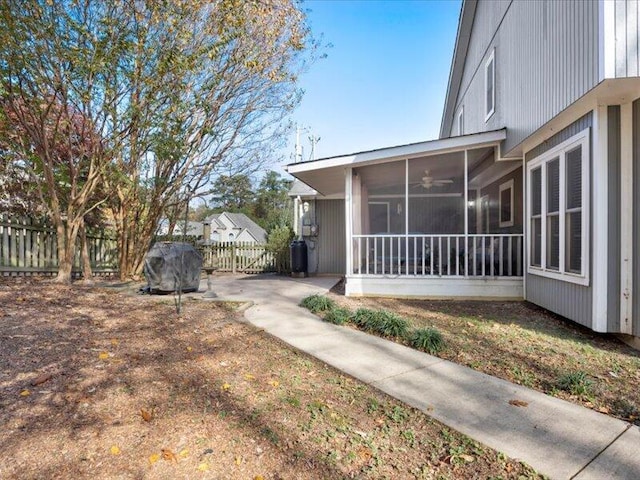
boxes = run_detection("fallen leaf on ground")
[509,399,529,407]
[186,346,192,352]
[254,476,265,480]
[149,453,160,464]
[179,448,189,458]
[110,338,119,346]
[458,453,475,463]
[269,380,279,387]
[235,455,242,465]
[244,373,255,380]
[197,463,209,471]
[31,373,53,386]
[110,445,121,455]
[598,406,610,414]
[222,383,231,391]
[140,408,153,422]
[20,389,30,397]
[98,352,109,360]
[161,448,177,463]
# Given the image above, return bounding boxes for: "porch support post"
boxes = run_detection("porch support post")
[345,167,353,277]
[464,149,469,278]
[405,158,409,275]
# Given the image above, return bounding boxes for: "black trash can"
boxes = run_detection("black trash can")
[290,240,308,275]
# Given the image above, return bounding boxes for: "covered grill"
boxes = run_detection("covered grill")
[144,242,203,294]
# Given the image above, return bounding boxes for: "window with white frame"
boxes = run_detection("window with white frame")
[527,128,589,284]
[485,49,495,120]
[499,179,514,227]
[457,106,464,136]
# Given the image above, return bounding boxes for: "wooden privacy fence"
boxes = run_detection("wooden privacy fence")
[0,216,118,276]
[199,241,288,274]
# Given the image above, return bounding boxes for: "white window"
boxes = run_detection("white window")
[457,106,464,136]
[485,49,495,121]
[526,128,590,285]
[498,179,514,228]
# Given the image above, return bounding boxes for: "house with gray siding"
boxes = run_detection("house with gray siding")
[286,0,640,343]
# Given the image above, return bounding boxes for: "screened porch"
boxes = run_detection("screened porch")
[347,145,524,282]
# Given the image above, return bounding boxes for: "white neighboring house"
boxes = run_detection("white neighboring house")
[204,212,267,244]
[156,219,204,238]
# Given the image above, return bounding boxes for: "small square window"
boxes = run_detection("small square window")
[485,49,495,121]
[499,179,514,227]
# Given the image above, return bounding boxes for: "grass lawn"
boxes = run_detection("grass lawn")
[0,278,541,479]
[324,282,640,426]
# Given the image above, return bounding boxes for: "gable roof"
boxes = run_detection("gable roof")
[224,212,267,243]
[204,212,267,243]
[439,0,477,139]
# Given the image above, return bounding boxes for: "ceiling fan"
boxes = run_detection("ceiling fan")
[414,170,454,189]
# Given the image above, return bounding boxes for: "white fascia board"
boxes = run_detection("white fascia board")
[286,130,507,174]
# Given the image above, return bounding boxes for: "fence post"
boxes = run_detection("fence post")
[232,241,236,274]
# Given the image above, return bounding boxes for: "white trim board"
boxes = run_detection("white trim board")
[620,103,633,334]
[345,276,523,300]
[592,106,609,332]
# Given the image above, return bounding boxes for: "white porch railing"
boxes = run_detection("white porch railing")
[352,234,523,277]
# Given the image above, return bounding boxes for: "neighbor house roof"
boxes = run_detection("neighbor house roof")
[204,212,267,243]
[225,212,267,243]
[439,0,477,139]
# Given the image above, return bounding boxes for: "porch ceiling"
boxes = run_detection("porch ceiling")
[286,129,507,196]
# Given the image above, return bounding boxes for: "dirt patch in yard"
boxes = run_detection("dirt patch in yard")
[327,281,640,426]
[0,278,540,479]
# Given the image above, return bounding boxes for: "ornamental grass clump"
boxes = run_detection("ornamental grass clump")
[409,327,445,354]
[373,311,410,338]
[300,294,335,313]
[351,308,379,329]
[324,307,351,325]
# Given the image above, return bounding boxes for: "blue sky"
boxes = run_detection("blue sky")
[287,0,462,163]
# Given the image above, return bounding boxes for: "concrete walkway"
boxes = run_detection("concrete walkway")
[202,274,640,480]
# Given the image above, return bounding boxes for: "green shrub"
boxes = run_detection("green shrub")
[409,328,445,354]
[557,371,593,397]
[324,307,351,325]
[351,308,379,328]
[266,225,295,274]
[300,294,335,313]
[373,311,409,338]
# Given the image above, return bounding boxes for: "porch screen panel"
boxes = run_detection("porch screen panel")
[546,158,560,270]
[356,161,406,274]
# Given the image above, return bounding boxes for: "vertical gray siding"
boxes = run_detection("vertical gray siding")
[452,0,599,153]
[316,199,345,275]
[479,167,523,234]
[608,106,621,332]
[524,114,593,328]
[614,0,640,78]
[633,99,640,337]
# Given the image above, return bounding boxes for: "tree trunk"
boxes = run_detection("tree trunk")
[79,220,94,281]
[53,219,80,283]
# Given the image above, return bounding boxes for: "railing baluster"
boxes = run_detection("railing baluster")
[357,237,362,274]
[438,237,442,276]
[366,237,370,274]
[499,237,504,276]
[517,236,522,276]
[508,236,513,276]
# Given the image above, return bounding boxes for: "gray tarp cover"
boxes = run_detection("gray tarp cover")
[144,242,203,293]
